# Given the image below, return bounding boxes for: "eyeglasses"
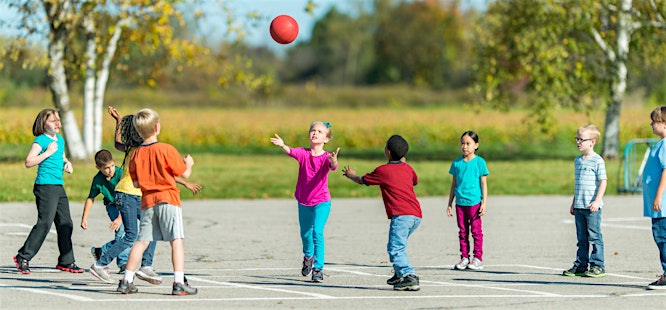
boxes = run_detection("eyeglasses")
[575,137,592,143]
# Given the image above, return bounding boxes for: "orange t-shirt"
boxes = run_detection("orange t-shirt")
[129,142,187,209]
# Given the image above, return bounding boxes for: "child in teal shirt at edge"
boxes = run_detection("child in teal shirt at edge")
[563,124,607,278]
[270,121,340,283]
[343,134,422,292]
[80,149,130,274]
[641,106,666,290]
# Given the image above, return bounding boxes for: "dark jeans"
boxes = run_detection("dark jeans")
[17,184,75,265]
[98,192,155,267]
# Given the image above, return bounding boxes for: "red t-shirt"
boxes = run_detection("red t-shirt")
[129,142,187,209]
[362,162,422,219]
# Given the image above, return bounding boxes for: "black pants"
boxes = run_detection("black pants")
[17,184,75,265]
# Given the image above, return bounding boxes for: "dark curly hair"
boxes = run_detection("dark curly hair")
[120,114,143,168]
[386,135,409,161]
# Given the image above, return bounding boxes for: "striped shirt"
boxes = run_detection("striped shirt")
[573,153,607,209]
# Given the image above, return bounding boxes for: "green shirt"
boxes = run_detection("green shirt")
[87,166,123,206]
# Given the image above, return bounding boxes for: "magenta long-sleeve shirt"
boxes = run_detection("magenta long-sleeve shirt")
[288,147,337,206]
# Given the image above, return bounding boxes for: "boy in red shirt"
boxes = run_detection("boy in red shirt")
[342,135,422,291]
[116,108,197,296]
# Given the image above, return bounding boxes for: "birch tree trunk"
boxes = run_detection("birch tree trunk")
[601,0,632,159]
[83,12,96,155]
[93,19,127,151]
[43,0,87,160]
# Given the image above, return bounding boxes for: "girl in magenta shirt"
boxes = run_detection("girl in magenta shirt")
[270,121,340,283]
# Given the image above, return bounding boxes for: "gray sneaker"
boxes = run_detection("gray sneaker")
[455,257,469,270]
[467,257,484,270]
[172,281,198,295]
[89,263,114,284]
[136,266,163,285]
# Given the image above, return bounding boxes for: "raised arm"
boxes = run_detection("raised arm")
[108,106,127,152]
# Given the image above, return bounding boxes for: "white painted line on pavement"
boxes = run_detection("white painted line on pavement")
[187,275,334,298]
[0,283,94,301]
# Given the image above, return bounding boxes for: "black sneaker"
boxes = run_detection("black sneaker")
[311,268,324,283]
[386,273,402,285]
[562,265,586,277]
[393,274,420,291]
[14,256,30,274]
[647,275,666,290]
[172,282,198,295]
[117,279,138,294]
[301,256,314,276]
[90,247,101,261]
[118,264,127,274]
[56,263,84,273]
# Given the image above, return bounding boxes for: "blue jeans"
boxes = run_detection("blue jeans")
[388,215,421,276]
[298,201,331,270]
[652,217,666,275]
[100,204,129,267]
[573,208,605,269]
[98,193,156,267]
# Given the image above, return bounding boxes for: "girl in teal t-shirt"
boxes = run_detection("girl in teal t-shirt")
[14,109,84,274]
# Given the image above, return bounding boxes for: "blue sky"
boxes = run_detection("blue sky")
[0,0,486,52]
[209,0,486,52]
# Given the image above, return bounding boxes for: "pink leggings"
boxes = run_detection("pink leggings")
[456,203,484,261]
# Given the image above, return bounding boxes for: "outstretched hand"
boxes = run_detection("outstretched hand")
[184,181,202,195]
[108,106,121,121]
[270,134,285,147]
[342,165,356,178]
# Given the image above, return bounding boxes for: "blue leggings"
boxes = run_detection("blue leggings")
[298,201,331,270]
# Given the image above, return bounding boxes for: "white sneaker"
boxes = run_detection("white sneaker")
[454,257,469,270]
[467,257,484,270]
[89,263,114,284]
[136,266,163,285]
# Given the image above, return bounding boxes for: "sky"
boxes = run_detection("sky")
[207,0,486,53]
[0,0,487,53]
[206,0,363,53]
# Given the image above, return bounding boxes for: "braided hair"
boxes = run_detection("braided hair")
[120,114,143,168]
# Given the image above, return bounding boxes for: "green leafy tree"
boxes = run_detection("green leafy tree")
[370,0,470,89]
[284,6,375,85]
[472,0,666,158]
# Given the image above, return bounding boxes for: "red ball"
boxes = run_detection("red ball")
[270,15,299,44]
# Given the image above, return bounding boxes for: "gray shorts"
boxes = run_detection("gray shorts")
[138,203,185,241]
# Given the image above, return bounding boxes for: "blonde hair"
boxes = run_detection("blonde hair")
[650,106,666,123]
[309,121,333,140]
[133,108,160,139]
[577,124,601,142]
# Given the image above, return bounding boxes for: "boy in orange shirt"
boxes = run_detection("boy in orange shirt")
[116,108,196,295]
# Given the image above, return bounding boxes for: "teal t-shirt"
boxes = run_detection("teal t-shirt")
[449,155,489,206]
[87,166,123,206]
[33,133,65,185]
[642,138,666,218]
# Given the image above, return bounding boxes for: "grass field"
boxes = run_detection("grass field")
[0,102,655,202]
